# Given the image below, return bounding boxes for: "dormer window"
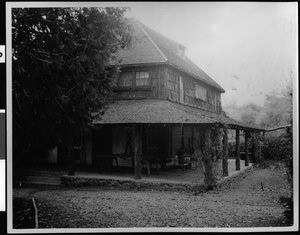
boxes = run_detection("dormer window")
[178,45,185,59]
[136,71,150,86]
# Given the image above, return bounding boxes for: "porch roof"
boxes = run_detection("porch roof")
[93,99,265,131]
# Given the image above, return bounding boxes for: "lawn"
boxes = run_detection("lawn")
[12,162,293,229]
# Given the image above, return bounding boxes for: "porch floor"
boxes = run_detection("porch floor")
[70,159,252,185]
[17,159,253,186]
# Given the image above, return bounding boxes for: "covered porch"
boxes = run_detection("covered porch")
[16,159,252,189]
[65,99,265,186]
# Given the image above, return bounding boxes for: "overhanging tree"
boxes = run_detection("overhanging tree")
[12,7,132,174]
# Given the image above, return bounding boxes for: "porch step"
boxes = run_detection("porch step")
[19,175,61,186]
[20,170,65,177]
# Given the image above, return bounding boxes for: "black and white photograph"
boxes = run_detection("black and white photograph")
[6,1,298,233]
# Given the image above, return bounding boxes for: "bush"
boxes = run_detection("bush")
[261,133,292,163]
[261,132,293,225]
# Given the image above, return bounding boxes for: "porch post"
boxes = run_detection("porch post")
[257,132,262,163]
[134,125,142,179]
[181,124,184,149]
[245,131,250,166]
[251,132,257,163]
[203,127,214,186]
[222,127,229,177]
[235,129,241,170]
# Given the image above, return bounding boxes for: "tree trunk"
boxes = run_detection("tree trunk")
[245,131,250,166]
[251,132,258,164]
[222,128,229,177]
[235,129,240,170]
[134,125,142,179]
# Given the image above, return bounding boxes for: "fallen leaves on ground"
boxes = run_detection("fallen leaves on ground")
[13,163,292,228]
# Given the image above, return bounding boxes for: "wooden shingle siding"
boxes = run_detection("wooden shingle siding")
[184,77,195,105]
[163,67,222,114]
[166,71,180,102]
[151,68,160,97]
[116,90,153,99]
[159,67,168,99]
[115,65,222,113]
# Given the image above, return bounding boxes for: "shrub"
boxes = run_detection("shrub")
[261,131,293,225]
[261,133,292,164]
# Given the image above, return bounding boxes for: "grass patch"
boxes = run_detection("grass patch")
[13,197,35,229]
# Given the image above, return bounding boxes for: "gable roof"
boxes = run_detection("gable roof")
[113,18,225,93]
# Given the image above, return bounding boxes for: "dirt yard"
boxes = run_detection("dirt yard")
[12,162,293,229]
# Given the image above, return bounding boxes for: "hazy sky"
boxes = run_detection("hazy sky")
[118,2,297,106]
[18,2,297,107]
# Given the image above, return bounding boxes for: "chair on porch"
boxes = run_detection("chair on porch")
[178,155,191,170]
[177,147,194,170]
[141,155,160,175]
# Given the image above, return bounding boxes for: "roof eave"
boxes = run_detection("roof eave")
[111,61,168,68]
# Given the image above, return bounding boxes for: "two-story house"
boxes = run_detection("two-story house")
[48,19,263,182]
[76,19,264,180]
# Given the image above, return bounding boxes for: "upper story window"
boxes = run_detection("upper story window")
[118,71,150,87]
[136,71,150,86]
[119,71,133,86]
[195,84,207,101]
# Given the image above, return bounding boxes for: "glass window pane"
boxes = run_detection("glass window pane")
[136,71,150,86]
[195,84,207,101]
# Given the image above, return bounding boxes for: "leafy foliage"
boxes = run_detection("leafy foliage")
[260,88,293,129]
[12,7,132,160]
[223,81,293,129]
[240,103,262,125]
[261,134,292,163]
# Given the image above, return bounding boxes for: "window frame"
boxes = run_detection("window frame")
[135,71,150,86]
[195,83,207,101]
[115,70,151,90]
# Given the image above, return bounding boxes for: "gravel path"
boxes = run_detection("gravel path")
[13,164,292,228]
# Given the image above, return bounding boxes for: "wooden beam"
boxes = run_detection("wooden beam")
[204,128,212,151]
[203,128,214,186]
[235,129,241,170]
[222,128,229,177]
[245,131,250,166]
[265,125,292,132]
[181,124,184,149]
[134,125,142,179]
[251,132,257,164]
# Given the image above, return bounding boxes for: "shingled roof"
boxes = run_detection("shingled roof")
[93,99,264,131]
[113,18,225,93]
